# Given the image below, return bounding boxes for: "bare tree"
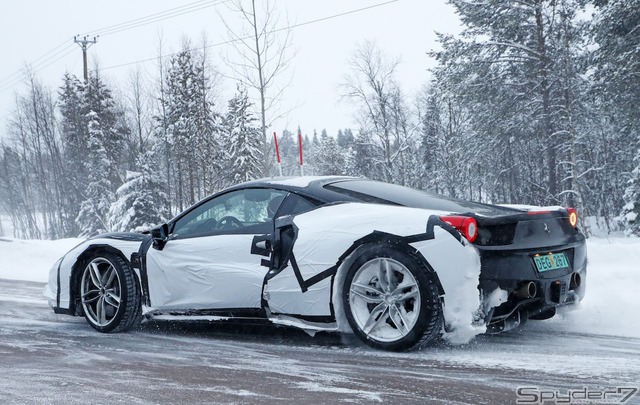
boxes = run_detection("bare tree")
[340,41,412,183]
[126,68,150,155]
[220,0,293,175]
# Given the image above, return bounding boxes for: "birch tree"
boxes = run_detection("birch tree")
[221,0,293,175]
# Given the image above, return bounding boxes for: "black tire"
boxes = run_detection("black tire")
[79,252,142,333]
[343,244,443,351]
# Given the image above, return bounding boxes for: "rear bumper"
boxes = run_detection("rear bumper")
[477,237,587,329]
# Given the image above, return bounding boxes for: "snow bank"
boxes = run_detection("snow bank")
[529,236,640,338]
[0,238,82,282]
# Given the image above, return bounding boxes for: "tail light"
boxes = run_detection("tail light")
[440,215,478,242]
[567,208,578,228]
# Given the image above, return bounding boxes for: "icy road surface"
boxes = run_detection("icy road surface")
[1,278,639,404]
[1,236,640,403]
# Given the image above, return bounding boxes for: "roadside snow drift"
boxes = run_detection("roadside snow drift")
[0,238,81,282]
[529,237,640,338]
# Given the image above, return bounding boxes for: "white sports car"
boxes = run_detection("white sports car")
[45,176,586,351]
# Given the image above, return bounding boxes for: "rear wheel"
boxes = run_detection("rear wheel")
[80,253,142,333]
[343,245,443,351]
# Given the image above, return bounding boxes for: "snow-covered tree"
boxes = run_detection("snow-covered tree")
[222,0,293,176]
[430,0,593,206]
[158,46,222,209]
[76,112,115,237]
[273,129,296,175]
[340,41,409,184]
[620,145,640,236]
[109,152,170,233]
[58,73,89,236]
[59,73,87,182]
[83,72,130,190]
[223,86,263,184]
[337,129,355,149]
[590,0,640,229]
[345,130,381,180]
[592,0,640,129]
[313,133,345,176]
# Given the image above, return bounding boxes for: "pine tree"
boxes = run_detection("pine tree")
[337,129,355,148]
[348,130,382,180]
[83,71,129,190]
[592,0,640,127]
[109,152,170,233]
[158,47,221,209]
[59,74,87,181]
[224,86,264,184]
[314,135,345,176]
[75,112,115,237]
[431,0,589,205]
[276,129,296,175]
[58,73,87,236]
[592,0,640,230]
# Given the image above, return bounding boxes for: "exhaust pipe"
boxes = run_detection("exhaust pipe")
[570,272,582,290]
[514,281,537,299]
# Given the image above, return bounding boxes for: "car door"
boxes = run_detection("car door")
[145,188,288,312]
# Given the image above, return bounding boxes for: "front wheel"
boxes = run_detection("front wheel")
[343,245,443,351]
[79,253,142,333]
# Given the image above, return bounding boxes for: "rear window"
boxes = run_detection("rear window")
[277,193,320,217]
[325,180,509,215]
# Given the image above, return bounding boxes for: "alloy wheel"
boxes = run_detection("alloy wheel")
[348,257,421,342]
[80,257,122,327]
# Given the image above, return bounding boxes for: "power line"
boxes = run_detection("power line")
[102,0,400,71]
[0,38,72,88]
[275,0,399,31]
[78,0,214,37]
[85,0,230,38]
[0,0,229,95]
[0,0,399,95]
[0,44,77,94]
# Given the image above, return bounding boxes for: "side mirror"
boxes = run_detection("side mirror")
[150,223,169,250]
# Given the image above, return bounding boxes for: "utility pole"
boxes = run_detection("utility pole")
[73,35,98,83]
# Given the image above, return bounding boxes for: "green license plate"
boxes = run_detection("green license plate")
[533,253,570,272]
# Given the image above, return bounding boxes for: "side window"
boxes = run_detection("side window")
[276,193,321,217]
[171,189,288,238]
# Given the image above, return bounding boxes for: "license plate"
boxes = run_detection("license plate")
[533,253,569,272]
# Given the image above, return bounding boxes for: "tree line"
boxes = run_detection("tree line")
[1,0,639,239]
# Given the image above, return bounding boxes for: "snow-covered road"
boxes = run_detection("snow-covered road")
[0,277,639,404]
[1,236,639,404]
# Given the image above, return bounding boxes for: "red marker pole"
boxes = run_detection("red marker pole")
[273,132,283,176]
[298,130,304,176]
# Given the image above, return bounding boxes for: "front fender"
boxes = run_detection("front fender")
[45,237,144,314]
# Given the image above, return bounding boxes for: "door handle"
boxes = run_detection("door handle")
[251,235,272,257]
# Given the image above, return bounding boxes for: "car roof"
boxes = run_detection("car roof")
[234,175,355,189]
[224,176,358,201]
[229,176,517,216]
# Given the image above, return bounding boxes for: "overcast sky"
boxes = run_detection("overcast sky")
[0,0,462,139]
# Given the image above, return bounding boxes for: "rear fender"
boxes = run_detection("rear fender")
[264,203,459,319]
